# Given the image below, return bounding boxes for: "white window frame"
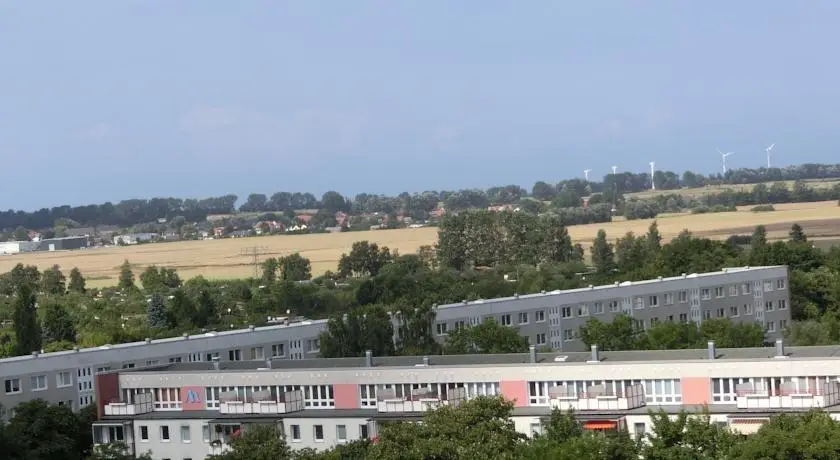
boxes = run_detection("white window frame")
[313,424,325,442]
[180,425,191,443]
[5,378,21,394]
[535,310,546,322]
[359,384,377,407]
[30,375,47,391]
[271,343,285,358]
[518,312,529,324]
[57,371,72,388]
[304,385,335,408]
[160,425,171,442]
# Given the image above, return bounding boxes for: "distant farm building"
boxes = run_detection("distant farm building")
[0,236,89,254]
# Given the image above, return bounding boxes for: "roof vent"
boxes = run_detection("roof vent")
[365,350,373,367]
[462,299,468,305]
[514,293,519,299]
[657,276,663,281]
[73,346,80,352]
[265,359,272,369]
[182,333,189,339]
[587,344,600,364]
[589,285,594,289]
[774,338,787,358]
[614,281,620,286]
[145,338,152,344]
[31,351,39,358]
[422,356,430,366]
[707,341,716,360]
[529,345,537,363]
[212,356,220,371]
[248,325,255,331]
[682,273,687,278]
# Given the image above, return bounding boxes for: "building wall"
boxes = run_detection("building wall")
[132,419,210,460]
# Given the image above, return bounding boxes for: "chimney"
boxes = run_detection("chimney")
[529,345,537,363]
[265,359,272,369]
[588,344,600,363]
[365,350,373,367]
[212,356,220,371]
[422,356,430,366]
[775,338,786,358]
[707,341,716,360]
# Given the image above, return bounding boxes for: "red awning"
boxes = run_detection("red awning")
[584,421,618,430]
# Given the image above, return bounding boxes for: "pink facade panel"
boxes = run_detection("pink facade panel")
[181,386,205,411]
[333,383,360,409]
[681,377,711,405]
[500,380,529,407]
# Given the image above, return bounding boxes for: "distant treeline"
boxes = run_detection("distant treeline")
[6,163,840,231]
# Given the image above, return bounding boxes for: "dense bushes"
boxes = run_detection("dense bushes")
[691,204,737,214]
[751,204,776,212]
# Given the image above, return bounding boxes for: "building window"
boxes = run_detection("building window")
[779,299,787,310]
[436,322,448,335]
[764,280,773,292]
[202,424,210,442]
[729,285,738,296]
[30,375,47,391]
[780,319,788,329]
[767,321,776,332]
[535,310,546,322]
[643,379,682,404]
[250,347,265,360]
[648,296,659,307]
[729,306,739,317]
[271,344,285,358]
[57,371,72,388]
[228,349,241,361]
[160,425,170,442]
[168,357,182,363]
[634,297,644,309]
[500,314,511,326]
[205,352,219,361]
[304,385,335,408]
[121,363,135,369]
[700,289,711,300]
[744,304,753,315]
[140,426,149,441]
[360,384,377,407]
[609,300,620,312]
[664,293,674,305]
[741,283,751,295]
[180,425,191,442]
[577,304,589,316]
[188,353,202,362]
[153,388,182,410]
[313,425,324,442]
[360,424,369,439]
[530,423,542,437]
[679,313,688,323]
[518,312,529,324]
[536,333,547,346]
[679,291,688,303]
[290,424,301,442]
[562,329,574,342]
[714,287,724,298]
[703,310,712,320]
[561,307,572,318]
[635,423,646,440]
[765,301,774,311]
[777,279,786,289]
[146,360,160,366]
[336,425,347,443]
[593,302,604,315]
[308,339,320,353]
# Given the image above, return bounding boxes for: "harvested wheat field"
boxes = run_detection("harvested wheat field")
[2,201,840,287]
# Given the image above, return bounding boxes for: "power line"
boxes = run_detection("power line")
[240,246,268,278]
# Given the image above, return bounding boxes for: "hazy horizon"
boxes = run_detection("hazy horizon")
[3,1,840,210]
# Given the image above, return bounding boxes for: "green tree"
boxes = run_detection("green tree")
[13,282,41,355]
[646,220,663,252]
[319,305,395,358]
[578,315,637,351]
[278,253,312,281]
[751,224,767,248]
[41,265,66,295]
[261,257,278,283]
[41,299,77,344]
[789,223,808,243]
[147,293,169,329]
[68,267,86,293]
[368,396,525,460]
[729,410,840,459]
[87,442,153,459]
[118,260,135,291]
[337,241,393,277]
[641,410,740,460]
[443,318,529,354]
[206,424,291,460]
[4,399,83,460]
[166,290,193,329]
[590,229,616,276]
[194,288,218,328]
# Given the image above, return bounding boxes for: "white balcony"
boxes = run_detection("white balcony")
[103,393,153,416]
[549,384,646,411]
[218,390,304,415]
[376,387,467,413]
[734,381,840,410]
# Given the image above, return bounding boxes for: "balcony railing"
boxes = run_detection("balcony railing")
[549,384,646,411]
[376,387,467,413]
[735,382,840,409]
[103,393,153,416]
[218,390,304,415]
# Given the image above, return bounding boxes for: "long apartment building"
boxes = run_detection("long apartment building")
[0,265,790,417]
[94,340,840,459]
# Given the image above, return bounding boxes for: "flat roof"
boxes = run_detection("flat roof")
[120,343,840,375]
[434,266,786,309]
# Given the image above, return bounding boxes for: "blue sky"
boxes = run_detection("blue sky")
[2,1,840,210]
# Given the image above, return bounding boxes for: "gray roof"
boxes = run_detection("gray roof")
[122,343,840,375]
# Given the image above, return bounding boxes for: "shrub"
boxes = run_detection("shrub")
[751,204,776,212]
[691,205,736,214]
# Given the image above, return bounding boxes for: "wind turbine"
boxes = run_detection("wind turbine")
[765,143,775,168]
[611,165,618,176]
[649,161,656,190]
[717,149,734,174]
[610,166,618,213]
[583,169,592,181]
